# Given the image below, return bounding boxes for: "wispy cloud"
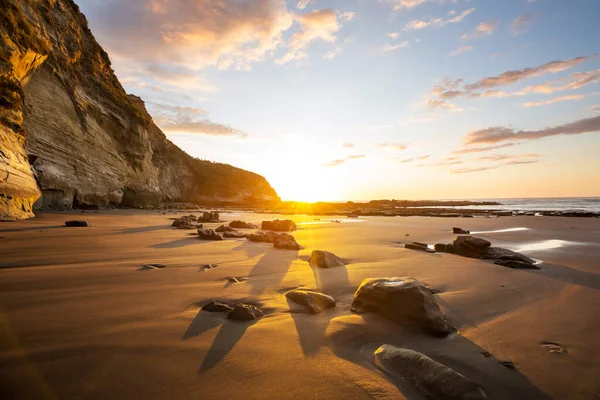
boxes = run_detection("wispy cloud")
[322,154,365,167]
[511,13,534,36]
[449,45,473,57]
[478,153,540,161]
[405,8,475,31]
[339,11,356,21]
[461,20,499,40]
[523,94,585,107]
[453,143,517,154]
[382,41,410,52]
[386,0,434,10]
[297,0,313,10]
[378,143,407,150]
[463,114,600,144]
[451,159,538,174]
[397,155,429,163]
[342,142,356,148]
[387,32,399,40]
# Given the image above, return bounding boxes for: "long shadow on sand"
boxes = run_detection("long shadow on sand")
[289,261,353,356]
[525,262,600,291]
[247,248,298,295]
[150,237,215,249]
[232,241,270,259]
[327,313,552,400]
[0,225,66,233]
[114,225,171,234]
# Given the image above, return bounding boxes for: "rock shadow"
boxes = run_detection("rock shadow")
[198,320,255,373]
[114,225,171,234]
[247,249,298,295]
[149,238,214,249]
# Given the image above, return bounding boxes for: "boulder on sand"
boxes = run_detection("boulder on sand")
[223,231,249,239]
[434,243,447,252]
[481,247,535,264]
[229,220,259,229]
[286,289,336,314]
[405,242,435,253]
[199,211,220,223]
[228,304,263,321]
[273,233,301,250]
[308,250,345,268]
[374,345,489,400]
[65,220,88,227]
[453,227,470,234]
[215,225,236,233]
[197,228,223,241]
[445,236,491,258]
[248,231,279,243]
[172,215,199,229]
[494,260,540,270]
[261,219,297,232]
[202,300,233,312]
[351,277,451,336]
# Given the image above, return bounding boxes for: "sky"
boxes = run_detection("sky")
[75,0,600,202]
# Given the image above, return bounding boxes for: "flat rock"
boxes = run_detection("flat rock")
[247,231,278,243]
[445,236,491,258]
[139,264,166,270]
[308,250,345,268]
[215,225,236,233]
[197,228,223,241]
[374,345,489,400]
[223,231,249,239]
[273,233,301,250]
[405,242,435,253]
[229,220,258,229]
[494,260,540,270]
[434,243,447,252]
[481,247,535,264]
[261,219,297,232]
[228,304,263,321]
[65,220,88,227]
[202,300,233,312]
[285,289,336,314]
[351,277,450,336]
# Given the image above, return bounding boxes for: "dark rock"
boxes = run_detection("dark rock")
[351,277,450,336]
[405,243,435,253]
[499,360,516,370]
[215,225,236,233]
[285,289,336,314]
[229,220,259,229]
[481,247,535,264]
[172,214,199,229]
[223,231,249,239]
[65,220,88,227]
[138,263,166,270]
[453,227,470,234]
[199,211,220,222]
[308,250,345,268]
[197,228,223,241]
[247,231,278,243]
[228,304,263,321]
[446,236,491,258]
[202,300,233,312]
[494,260,540,270]
[373,345,489,400]
[261,219,297,232]
[199,264,217,271]
[434,243,447,252]
[273,233,301,250]
[227,277,246,283]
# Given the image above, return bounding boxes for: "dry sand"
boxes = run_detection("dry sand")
[1,211,599,399]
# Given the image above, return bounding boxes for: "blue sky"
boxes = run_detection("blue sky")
[76,0,600,201]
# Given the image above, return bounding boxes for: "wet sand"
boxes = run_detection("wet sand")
[1,211,599,399]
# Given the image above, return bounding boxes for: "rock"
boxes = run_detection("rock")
[453,227,470,234]
[197,228,223,241]
[285,289,336,314]
[199,264,217,271]
[481,247,535,264]
[229,220,258,229]
[199,211,220,222]
[494,260,540,269]
[261,219,297,232]
[373,345,489,400]
[434,243,448,252]
[65,220,88,227]
[202,300,233,312]
[405,243,435,253]
[247,231,278,243]
[138,263,166,270]
[228,304,263,321]
[215,225,236,233]
[351,277,451,336]
[223,231,248,239]
[172,215,199,229]
[445,236,491,258]
[227,277,246,283]
[273,233,301,250]
[308,250,345,268]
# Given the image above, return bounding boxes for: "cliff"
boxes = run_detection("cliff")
[0,0,279,220]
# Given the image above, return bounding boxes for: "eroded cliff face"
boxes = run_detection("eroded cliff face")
[0,0,279,219]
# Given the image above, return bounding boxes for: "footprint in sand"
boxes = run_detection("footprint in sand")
[541,341,569,355]
[199,264,218,272]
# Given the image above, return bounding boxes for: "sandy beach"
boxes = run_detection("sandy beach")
[1,211,599,399]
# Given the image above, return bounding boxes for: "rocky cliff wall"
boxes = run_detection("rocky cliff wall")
[0,0,279,220]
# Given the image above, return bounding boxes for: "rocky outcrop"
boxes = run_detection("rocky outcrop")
[229,220,258,229]
[374,345,489,400]
[0,0,279,220]
[261,219,297,232]
[351,277,451,336]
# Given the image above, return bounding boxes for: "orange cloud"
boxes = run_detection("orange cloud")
[461,20,498,40]
[523,94,585,107]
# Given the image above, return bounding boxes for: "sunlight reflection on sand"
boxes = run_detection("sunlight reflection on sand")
[471,227,530,234]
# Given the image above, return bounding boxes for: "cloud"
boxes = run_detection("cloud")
[324,46,342,59]
[322,154,365,166]
[591,105,600,113]
[296,0,312,9]
[148,102,247,138]
[339,11,356,21]
[386,0,434,10]
[342,142,356,148]
[451,159,538,174]
[277,9,341,65]
[478,153,540,161]
[461,20,499,40]
[382,41,410,52]
[397,155,429,163]
[449,45,473,57]
[463,114,600,144]
[452,143,517,154]
[387,32,399,40]
[511,13,534,36]
[426,99,462,111]
[523,94,585,107]
[378,143,407,150]
[517,68,600,95]
[404,8,475,31]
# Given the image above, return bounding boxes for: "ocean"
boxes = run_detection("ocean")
[412,197,600,213]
